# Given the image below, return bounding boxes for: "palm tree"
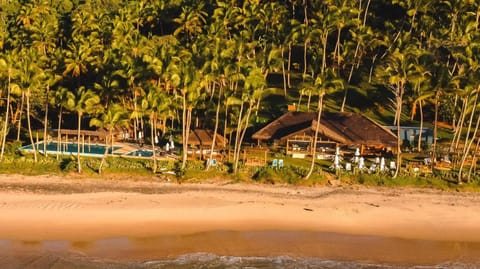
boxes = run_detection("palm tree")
[339,0,372,112]
[0,56,19,162]
[142,87,169,173]
[179,69,202,171]
[65,87,102,173]
[304,70,344,180]
[90,103,128,174]
[16,48,46,163]
[52,87,73,159]
[232,65,266,174]
[173,1,207,45]
[376,36,421,177]
[62,37,102,78]
[304,79,325,180]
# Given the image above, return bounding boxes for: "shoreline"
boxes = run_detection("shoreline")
[1,174,480,266]
[3,230,480,266]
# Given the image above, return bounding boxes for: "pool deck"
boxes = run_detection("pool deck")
[20,141,179,160]
[111,143,140,156]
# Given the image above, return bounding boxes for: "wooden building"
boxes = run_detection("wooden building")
[186,129,228,160]
[51,127,132,143]
[252,111,397,158]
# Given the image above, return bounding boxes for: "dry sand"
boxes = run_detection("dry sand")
[0,174,480,266]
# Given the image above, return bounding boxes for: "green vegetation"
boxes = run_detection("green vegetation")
[0,0,480,188]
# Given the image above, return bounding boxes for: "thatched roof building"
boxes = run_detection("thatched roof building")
[252,111,317,141]
[187,129,228,148]
[252,111,397,152]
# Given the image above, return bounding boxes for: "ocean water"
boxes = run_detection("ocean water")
[139,254,479,269]
[2,231,480,269]
[2,253,477,269]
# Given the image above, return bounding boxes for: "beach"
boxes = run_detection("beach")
[1,174,480,268]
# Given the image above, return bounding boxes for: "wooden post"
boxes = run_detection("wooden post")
[311,136,314,155]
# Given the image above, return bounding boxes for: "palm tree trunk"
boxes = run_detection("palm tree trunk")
[0,71,12,162]
[393,84,403,178]
[233,101,245,174]
[297,92,303,111]
[458,108,480,184]
[26,89,37,162]
[181,91,188,170]
[151,117,157,173]
[43,84,49,155]
[223,105,229,148]
[236,102,254,170]
[457,92,477,170]
[451,98,467,153]
[133,92,138,140]
[417,101,424,152]
[206,85,223,171]
[305,94,324,180]
[287,43,292,88]
[77,112,82,173]
[99,132,109,174]
[303,40,308,77]
[452,93,459,130]
[16,91,24,141]
[432,90,441,172]
[281,45,287,96]
[57,106,63,160]
[307,91,312,111]
[466,132,480,183]
[457,88,480,183]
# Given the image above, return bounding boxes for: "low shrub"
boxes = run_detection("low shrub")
[252,165,322,184]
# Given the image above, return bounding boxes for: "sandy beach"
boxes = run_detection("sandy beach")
[1,174,480,267]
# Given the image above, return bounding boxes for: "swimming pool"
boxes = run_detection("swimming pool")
[20,141,122,157]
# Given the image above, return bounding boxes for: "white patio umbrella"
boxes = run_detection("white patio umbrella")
[359,157,365,169]
[354,147,360,163]
[334,154,340,170]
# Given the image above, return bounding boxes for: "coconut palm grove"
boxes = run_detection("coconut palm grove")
[1,0,480,186]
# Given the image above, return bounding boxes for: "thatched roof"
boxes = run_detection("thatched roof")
[314,112,397,147]
[53,129,110,137]
[252,111,317,140]
[252,111,397,147]
[187,129,228,147]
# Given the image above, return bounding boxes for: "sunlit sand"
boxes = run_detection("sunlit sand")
[1,174,480,267]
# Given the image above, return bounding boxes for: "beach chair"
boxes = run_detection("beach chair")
[278,159,284,168]
[345,162,352,171]
[390,161,396,170]
[207,158,217,167]
[272,159,278,168]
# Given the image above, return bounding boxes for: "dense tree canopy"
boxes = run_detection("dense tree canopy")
[1,0,479,180]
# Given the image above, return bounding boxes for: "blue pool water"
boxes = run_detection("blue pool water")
[20,141,122,157]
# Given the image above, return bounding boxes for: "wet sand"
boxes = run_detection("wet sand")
[0,174,480,267]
